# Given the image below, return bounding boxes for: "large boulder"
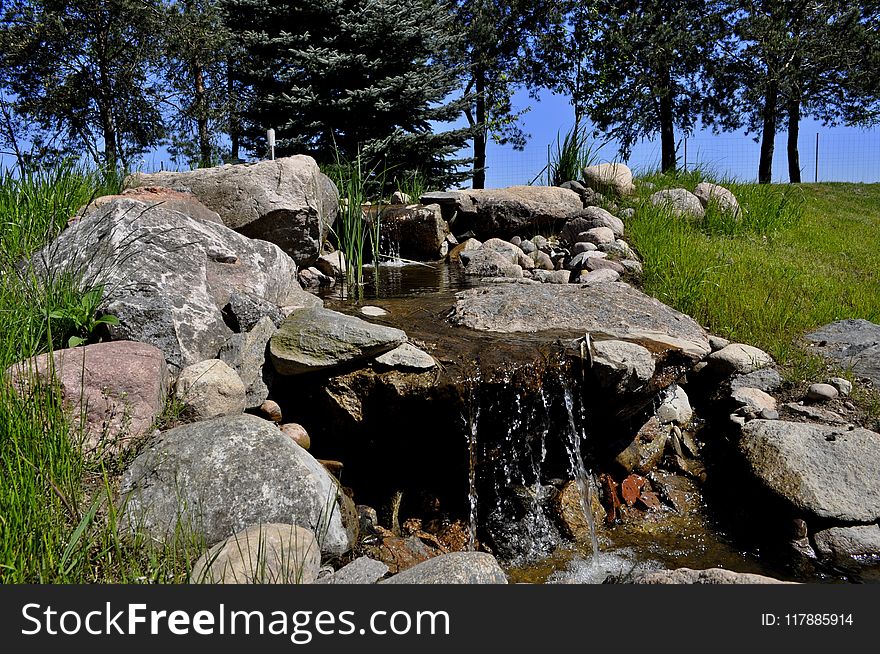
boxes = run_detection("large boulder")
[32,197,318,373]
[126,156,338,267]
[190,523,321,584]
[813,525,880,565]
[75,186,223,225]
[693,182,741,217]
[174,359,247,421]
[582,163,636,197]
[450,282,711,360]
[6,341,168,456]
[650,188,705,218]
[269,307,407,375]
[805,319,880,385]
[379,204,450,260]
[120,414,351,554]
[634,567,793,584]
[381,552,507,584]
[458,248,524,278]
[739,420,880,522]
[423,186,582,239]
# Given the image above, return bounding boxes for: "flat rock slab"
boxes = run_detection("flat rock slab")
[450,282,710,360]
[381,552,507,584]
[806,319,880,385]
[635,567,793,584]
[120,414,350,554]
[270,307,407,375]
[813,525,880,564]
[739,420,880,522]
[7,341,169,456]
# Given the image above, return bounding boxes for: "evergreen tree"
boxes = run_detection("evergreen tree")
[0,0,167,171]
[580,0,734,172]
[221,0,471,189]
[729,1,880,183]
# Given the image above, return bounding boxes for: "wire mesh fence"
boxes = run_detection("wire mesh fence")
[482,128,880,188]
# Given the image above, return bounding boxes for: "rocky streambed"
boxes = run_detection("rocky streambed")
[8,156,880,584]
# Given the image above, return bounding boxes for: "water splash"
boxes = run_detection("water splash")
[466,375,481,551]
[562,379,600,563]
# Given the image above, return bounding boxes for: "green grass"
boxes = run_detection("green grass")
[626,175,880,393]
[0,162,205,582]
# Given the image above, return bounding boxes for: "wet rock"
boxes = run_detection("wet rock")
[360,306,389,317]
[621,474,646,506]
[708,343,774,375]
[175,359,247,421]
[805,319,880,386]
[218,316,276,408]
[739,419,880,522]
[650,188,705,219]
[459,248,524,278]
[363,527,438,574]
[317,556,389,584]
[828,377,853,397]
[280,423,311,450]
[807,383,838,402]
[813,525,880,565]
[126,156,337,267]
[120,414,350,554]
[634,568,793,584]
[648,471,701,514]
[657,385,693,426]
[32,197,316,373]
[582,163,636,197]
[447,238,482,262]
[379,204,450,260]
[591,340,655,394]
[374,343,436,370]
[615,416,670,475]
[451,283,711,360]
[270,307,406,375]
[381,552,507,584]
[552,480,605,541]
[190,524,320,584]
[693,182,741,217]
[6,341,169,456]
[730,368,783,393]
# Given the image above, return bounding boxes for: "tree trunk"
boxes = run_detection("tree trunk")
[473,67,487,190]
[787,96,801,183]
[658,87,676,173]
[194,64,211,168]
[96,26,117,172]
[227,59,239,162]
[758,77,778,184]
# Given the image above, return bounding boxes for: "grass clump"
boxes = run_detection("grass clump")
[535,123,606,187]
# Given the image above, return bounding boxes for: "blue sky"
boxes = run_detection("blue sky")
[474,89,880,188]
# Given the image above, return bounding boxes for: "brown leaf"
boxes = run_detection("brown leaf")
[621,474,646,506]
[600,473,621,524]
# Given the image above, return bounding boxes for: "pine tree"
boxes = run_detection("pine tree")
[220,0,472,189]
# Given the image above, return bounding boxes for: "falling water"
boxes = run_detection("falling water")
[562,379,600,563]
[466,377,481,551]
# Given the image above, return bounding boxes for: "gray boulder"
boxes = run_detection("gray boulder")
[806,319,880,385]
[126,156,338,267]
[32,197,317,373]
[120,414,351,554]
[381,552,507,584]
[708,343,774,375]
[379,204,450,261]
[218,316,277,408]
[559,208,624,243]
[650,188,705,218]
[813,525,880,564]
[317,556,389,584]
[270,307,407,375]
[591,340,656,394]
[739,420,880,522]
[730,368,783,393]
[374,343,436,370]
[635,567,793,584]
[459,248,524,278]
[450,282,711,360]
[582,163,636,197]
[190,523,321,584]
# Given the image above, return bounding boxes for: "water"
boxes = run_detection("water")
[466,375,481,551]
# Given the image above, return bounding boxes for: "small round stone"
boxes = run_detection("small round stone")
[360,305,388,317]
[827,377,852,397]
[806,383,838,403]
[259,400,283,423]
[280,423,311,449]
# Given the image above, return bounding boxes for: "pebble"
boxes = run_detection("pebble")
[807,383,838,403]
[361,306,388,317]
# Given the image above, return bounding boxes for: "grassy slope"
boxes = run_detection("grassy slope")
[627,178,880,386]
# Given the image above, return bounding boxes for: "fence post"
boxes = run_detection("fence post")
[814,133,819,183]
